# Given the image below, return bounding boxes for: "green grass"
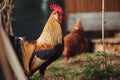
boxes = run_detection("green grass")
[48,66,65,77]
[29,52,120,80]
[29,73,41,80]
[29,65,82,80]
[66,70,82,79]
[47,66,82,79]
[56,55,64,61]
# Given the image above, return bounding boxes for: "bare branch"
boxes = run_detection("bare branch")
[0,0,7,13]
[6,0,14,35]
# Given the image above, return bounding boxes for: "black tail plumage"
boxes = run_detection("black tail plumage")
[9,36,21,51]
[9,36,23,64]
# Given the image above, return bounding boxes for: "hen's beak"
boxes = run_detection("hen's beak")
[65,56,69,61]
[63,52,69,61]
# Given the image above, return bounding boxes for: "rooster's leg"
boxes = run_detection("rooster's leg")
[39,52,62,76]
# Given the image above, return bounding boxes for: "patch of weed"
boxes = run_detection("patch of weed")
[47,66,65,77]
[29,73,40,80]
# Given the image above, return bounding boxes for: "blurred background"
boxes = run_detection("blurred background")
[11,0,65,40]
[65,0,120,39]
[10,0,120,40]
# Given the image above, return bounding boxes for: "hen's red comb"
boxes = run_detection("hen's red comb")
[50,4,63,13]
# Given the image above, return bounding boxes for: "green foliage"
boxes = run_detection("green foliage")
[81,51,120,80]
[47,66,82,79]
[66,70,82,79]
[5,0,10,7]
[48,66,65,77]
[29,73,41,80]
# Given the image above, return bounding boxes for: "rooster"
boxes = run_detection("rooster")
[63,19,88,61]
[9,4,64,77]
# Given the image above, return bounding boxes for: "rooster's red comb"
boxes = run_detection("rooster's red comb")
[50,4,63,13]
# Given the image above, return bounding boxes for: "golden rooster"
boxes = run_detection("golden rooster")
[9,4,63,77]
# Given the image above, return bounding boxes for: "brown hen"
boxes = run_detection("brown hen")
[63,19,88,60]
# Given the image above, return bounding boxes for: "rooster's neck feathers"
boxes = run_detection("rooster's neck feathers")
[37,12,62,45]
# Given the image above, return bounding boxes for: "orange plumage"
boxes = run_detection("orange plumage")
[63,19,88,60]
